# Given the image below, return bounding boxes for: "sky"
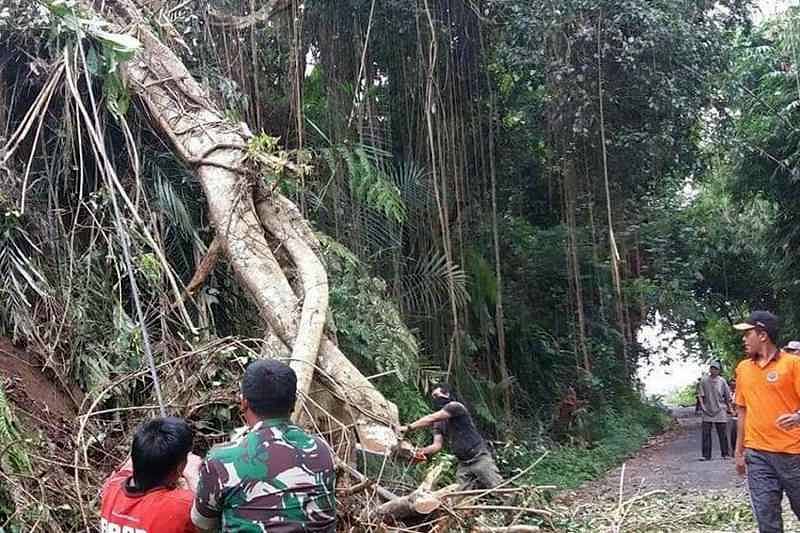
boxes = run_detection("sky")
[755,0,793,21]
[637,317,705,398]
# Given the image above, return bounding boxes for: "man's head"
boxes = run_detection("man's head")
[734,311,779,358]
[709,360,721,376]
[131,417,193,491]
[241,359,297,422]
[785,340,800,354]
[431,382,452,410]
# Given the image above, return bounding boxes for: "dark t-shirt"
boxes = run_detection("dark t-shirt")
[432,401,486,461]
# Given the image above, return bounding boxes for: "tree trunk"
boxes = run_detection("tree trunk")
[487,88,512,420]
[563,158,589,373]
[597,13,628,370]
[100,0,398,450]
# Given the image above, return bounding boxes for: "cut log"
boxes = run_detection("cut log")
[91,0,398,447]
[373,464,459,522]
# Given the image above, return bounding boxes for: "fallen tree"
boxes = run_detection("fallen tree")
[84,0,399,449]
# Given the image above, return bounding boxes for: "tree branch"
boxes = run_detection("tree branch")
[208,0,291,30]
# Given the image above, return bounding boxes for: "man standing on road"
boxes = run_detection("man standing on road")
[733,311,800,533]
[399,383,503,490]
[698,360,732,460]
[191,360,336,532]
[784,340,800,355]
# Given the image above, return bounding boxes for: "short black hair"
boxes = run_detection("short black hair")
[131,417,192,491]
[242,359,297,418]
[431,382,451,396]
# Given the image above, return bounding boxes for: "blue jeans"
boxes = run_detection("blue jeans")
[746,449,800,532]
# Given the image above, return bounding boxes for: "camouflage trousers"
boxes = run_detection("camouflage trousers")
[456,450,503,490]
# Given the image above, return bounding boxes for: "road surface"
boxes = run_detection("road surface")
[559,407,800,531]
[582,407,743,497]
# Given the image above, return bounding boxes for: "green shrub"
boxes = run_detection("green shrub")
[496,398,671,490]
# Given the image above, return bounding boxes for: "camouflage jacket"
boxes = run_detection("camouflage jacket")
[191,418,336,532]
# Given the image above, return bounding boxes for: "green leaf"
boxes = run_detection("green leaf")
[103,71,130,117]
[85,46,100,76]
[90,29,141,59]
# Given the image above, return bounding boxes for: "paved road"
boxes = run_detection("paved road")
[565,407,800,531]
[583,407,744,498]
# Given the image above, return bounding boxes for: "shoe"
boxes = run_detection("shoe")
[699,457,711,461]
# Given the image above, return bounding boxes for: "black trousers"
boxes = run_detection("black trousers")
[746,449,800,532]
[702,421,730,459]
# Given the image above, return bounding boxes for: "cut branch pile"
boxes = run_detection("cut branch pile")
[333,458,553,532]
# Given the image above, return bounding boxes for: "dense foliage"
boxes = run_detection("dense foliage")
[3,1,800,528]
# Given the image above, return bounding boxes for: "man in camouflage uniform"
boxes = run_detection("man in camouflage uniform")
[191,360,336,532]
[399,383,503,490]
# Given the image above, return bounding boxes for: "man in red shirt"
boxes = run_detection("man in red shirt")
[100,417,197,533]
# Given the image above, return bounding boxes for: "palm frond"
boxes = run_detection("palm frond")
[400,251,470,316]
[389,159,433,215]
[0,223,52,339]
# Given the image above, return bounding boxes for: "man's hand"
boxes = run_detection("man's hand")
[179,453,203,492]
[776,413,800,431]
[735,453,746,476]
[411,449,427,464]
[119,456,133,472]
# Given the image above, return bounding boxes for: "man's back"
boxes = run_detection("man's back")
[192,419,336,532]
[100,468,195,533]
[433,401,486,461]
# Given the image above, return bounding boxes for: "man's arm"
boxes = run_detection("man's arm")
[776,358,800,430]
[697,380,706,412]
[191,458,222,532]
[400,409,452,433]
[419,433,444,458]
[735,405,747,476]
[723,381,733,412]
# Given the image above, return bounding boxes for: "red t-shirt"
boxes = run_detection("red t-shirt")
[100,469,196,533]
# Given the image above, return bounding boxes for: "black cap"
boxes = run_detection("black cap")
[734,311,779,343]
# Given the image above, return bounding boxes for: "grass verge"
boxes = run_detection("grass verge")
[497,399,672,489]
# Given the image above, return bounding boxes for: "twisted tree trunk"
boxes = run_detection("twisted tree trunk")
[97,0,398,450]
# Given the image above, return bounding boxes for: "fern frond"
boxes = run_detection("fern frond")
[320,144,407,224]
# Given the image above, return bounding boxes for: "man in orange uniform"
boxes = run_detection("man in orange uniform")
[100,417,197,533]
[734,311,800,533]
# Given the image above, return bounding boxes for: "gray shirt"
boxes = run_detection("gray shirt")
[698,375,731,423]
